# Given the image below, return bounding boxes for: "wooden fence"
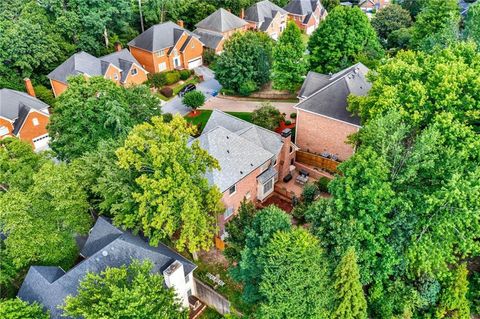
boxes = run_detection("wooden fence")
[295,150,339,174]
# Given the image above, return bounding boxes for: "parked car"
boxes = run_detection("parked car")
[179,84,196,97]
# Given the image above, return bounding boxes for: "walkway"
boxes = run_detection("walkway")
[203,96,298,115]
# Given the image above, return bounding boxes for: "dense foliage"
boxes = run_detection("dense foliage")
[182,90,205,112]
[251,102,284,131]
[465,2,480,47]
[224,200,257,263]
[371,4,412,46]
[0,298,49,319]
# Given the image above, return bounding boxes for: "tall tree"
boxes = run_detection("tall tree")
[308,6,384,73]
[272,21,306,92]
[332,247,367,319]
[215,31,273,95]
[224,200,257,263]
[465,2,480,47]
[232,205,292,303]
[114,116,223,258]
[398,0,427,19]
[322,0,340,12]
[411,0,460,51]
[63,260,188,319]
[256,228,331,319]
[371,4,412,46]
[436,264,470,319]
[0,298,49,319]
[48,76,160,160]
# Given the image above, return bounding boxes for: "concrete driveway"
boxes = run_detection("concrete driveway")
[161,66,221,116]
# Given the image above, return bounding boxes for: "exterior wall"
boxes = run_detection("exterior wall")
[277,134,296,181]
[0,117,14,138]
[50,79,68,97]
[17,111,49,147]
[181,36,204,67]
[295,109,359,161]
[129,46,158,73]
[265,12,288,38]
[123,64,149,86]
[103,64,121,85]
[360,0,389,11]
[163,261,190,308]
[288,13,307,31]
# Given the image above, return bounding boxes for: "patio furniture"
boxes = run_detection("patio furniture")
[295,170,309,185]
[283,173,293,183]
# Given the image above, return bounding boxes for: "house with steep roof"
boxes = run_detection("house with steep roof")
[193,8,248,54]
[0,82,50,151]
[358,0,390,12]
[189,110,296,237]
[128,21,204,74]
[294,63,371,161]
[18,217,197,319]
[48,45,148,97]
[283,0,327,34]
[244,0,288,39]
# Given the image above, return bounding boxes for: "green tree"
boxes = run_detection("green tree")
[272,21,306,92]
[322,0,340,12]
[0,298,49,319]
[232,205,292,303]
[465,2,480,47]
[371,4,412,45]
[224,200,257,263]
[411,0,460,51]
[63,260,188,319]
[332,247,367,319]
[436,264,470,319]
[256,228,331,319]
[399,0,427,18]
[251,102,284,131]
[308,6,384,73]
[114,116,223,258]
[48,76,160,160]
[182,90,205,114]
[215,31,273,94]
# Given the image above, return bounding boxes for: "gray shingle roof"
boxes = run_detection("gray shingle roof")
[193,29,224,50]
[296,63,370,126]
[245,0,287,28]
[47,51,103,84]
[100,49,143,83]
[192,110,284,192]
[284,0,321,15]
[18,217,196,319]
[196,8,248,33]
[128,21,197,52]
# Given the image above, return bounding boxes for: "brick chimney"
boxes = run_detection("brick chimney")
[114,42,122,52]
[24,78,35,97]
[240,8,245,19]
[177,20,184,28]
[278,128,295,181]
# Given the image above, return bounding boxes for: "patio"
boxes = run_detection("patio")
[275,168,319,200]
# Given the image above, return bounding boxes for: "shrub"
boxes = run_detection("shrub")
[316,177,330,193]
[220,88,235,95]
[290,112,297,119]
[160,87,173,98]
[148,73,167,89]
[238,80,257,96]
[203,49,217,65]
[182,91,205,111]
[285,120,292,125]
[179,70,191,81]
[162,113,173,123]
[302,183,318,204]
[34,84,55,106]
[165,71,180,85]
[291,203,308,223]
[251,102,284,131]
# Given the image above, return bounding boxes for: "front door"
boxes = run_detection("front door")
[173,57,181,68]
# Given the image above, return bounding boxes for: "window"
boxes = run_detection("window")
[289,146,293,153]
[131,68,138,76]
[229,184,236,195]
[224,207,234,219]
[263,178,273,194]
[159,62,167,71]
[0,126,9,136]
[113,73,119,80]
[185,275,190,283]
[156,50,164,57]
[32,118,39,126]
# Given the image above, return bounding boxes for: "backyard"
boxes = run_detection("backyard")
[184,110,253,133]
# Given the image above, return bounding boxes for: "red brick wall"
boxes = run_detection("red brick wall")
[295,109,359,161]
[123,64,149,86]
[17,110,49,147]
[181,36,204,67]
[103,64,121,85]
[129,46,158,73]
[0,117,13,138]
[50,79,68,97]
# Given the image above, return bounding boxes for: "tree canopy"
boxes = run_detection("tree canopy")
[0,298,49,319]
[371,4,412,46]
[63,260,188,319]
[251,102,284,131]
[308,6,384,73]
[465,2,480,48]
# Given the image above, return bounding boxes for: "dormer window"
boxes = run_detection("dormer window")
[229,184,236,195]
[32,118,39,126]
[131,68,138,76]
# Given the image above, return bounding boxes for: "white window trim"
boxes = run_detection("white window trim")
[32,118,39,126]
[228,184,237,196]
[156,50,165,57]
[131,68,138,76]
[158,62,167,72]
[224,207,234,219]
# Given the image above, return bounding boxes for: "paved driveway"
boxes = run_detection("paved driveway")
[161,66,221,116]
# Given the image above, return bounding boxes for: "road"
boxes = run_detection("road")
[161,66,221,116]
[203,97,297,115]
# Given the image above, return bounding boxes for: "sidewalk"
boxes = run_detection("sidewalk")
[203,96,298,115]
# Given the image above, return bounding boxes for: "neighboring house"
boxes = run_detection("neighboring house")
[128,21,204,74]
[48,45,148,97]
[190,110,296,237]
[283,0,327,35]
[358,0,390,12]
[18,217,197,319]
[460,0,478,17]
[294,63,371,161]
[244,0,288,40]
[193,8,248,54]
[0,81,50,151]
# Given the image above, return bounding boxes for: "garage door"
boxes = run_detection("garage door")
[188,57,203,69]
[33,134,50,151]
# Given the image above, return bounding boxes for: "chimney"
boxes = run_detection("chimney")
[281,128,292,138]
[240,8,245,19]
[177,20,184,28]
[24,78,35,97]
[114,42,122,52]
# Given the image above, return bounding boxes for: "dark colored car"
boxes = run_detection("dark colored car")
[178,84,196,97]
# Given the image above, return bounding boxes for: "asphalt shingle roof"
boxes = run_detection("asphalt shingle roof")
[193,29,224,50]
[196,8,248,33]
[18,217,196,319]
[245,0,287,30]
[128,21,196,52]
[284,0,320,15]
[296,63,371,126]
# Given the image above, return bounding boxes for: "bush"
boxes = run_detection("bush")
[220,88,235,95]
[165,70,180,85]
[302,183,318,204]
[160,87,173,98]
[182,91,205,110]
[179,69,191,81]
[285,120,291,125]
[203,49,217,66]
[162,113,173,123]
[251,102,284,131]
[34,84,55,106]
[148,73,167,89]
[291,203,308,223]
[238,80,257,96]
[316,177,330,193]
[290,112,297,119]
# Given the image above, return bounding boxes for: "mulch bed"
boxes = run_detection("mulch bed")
[275,120,296,134]
[186,110,202,118]
[260,194,293,213]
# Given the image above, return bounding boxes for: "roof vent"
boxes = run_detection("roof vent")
[250,163,254,166]
[227,150,230,154]
[102,250,108,257]
[226,135,229,139]
[240,171,243,174]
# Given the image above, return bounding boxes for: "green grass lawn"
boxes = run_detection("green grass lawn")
[199,307,223,319]
[185,110,253,134]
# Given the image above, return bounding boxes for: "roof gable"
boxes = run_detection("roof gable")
[245,0,287,23]
[0,89,49,123]
[48,51,103,83]
[196,8,248,33]
[284,0,320,15]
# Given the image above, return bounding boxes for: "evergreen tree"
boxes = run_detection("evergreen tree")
[332,247,367,319]
[436,264,470,319]
[272,21,306,92]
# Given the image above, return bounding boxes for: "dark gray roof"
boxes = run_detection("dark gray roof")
[128,21,197,52]
[193,29,224,50]
[195,8,248,33]
[296,63,371,126]
[47,51,103,84]
[245,0,287,29]
[12,104,30,135]
[100,49,143,83]
[257,166,278,183]
[460,0,478,16]
[284,0,321,15]
[18,217,196,319]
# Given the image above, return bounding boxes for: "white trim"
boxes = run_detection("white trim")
[15,109,50,138]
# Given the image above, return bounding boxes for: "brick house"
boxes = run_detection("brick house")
[244,0,288,40]
[0,80,50,151]
[283,0,327,35]
[190,110,296,237]
[48,46,148,97]
[193,8,248,54]
[358,0,390,12]
[294,63,371,161]
[128,21,204,74]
